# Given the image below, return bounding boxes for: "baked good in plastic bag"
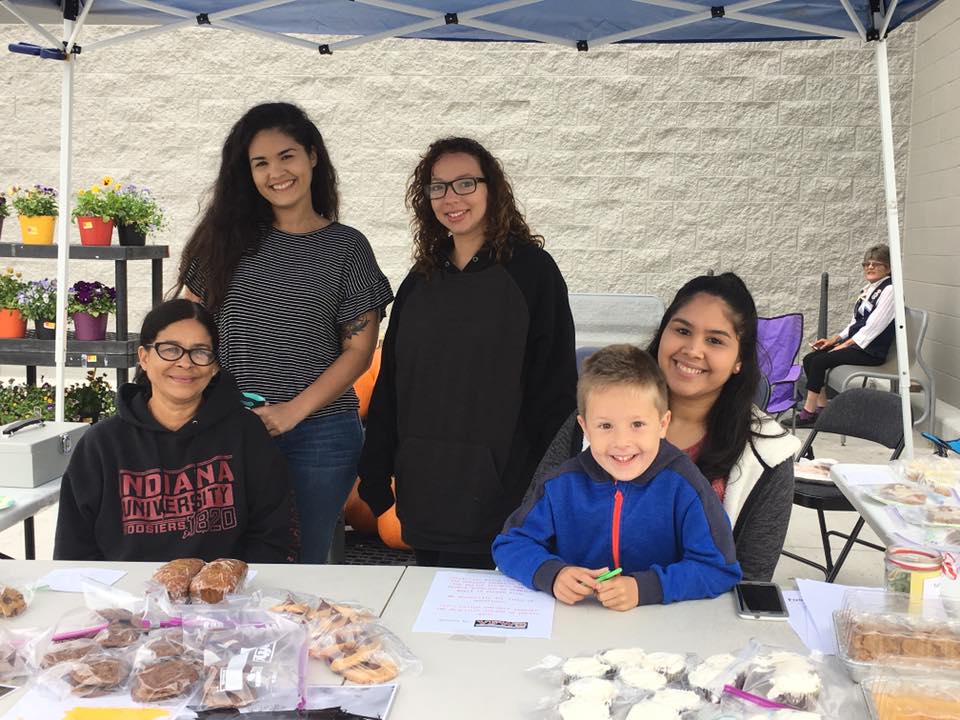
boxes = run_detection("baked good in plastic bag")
[66,652,132,697]
[128,627,202,705]
[862,669,960,720]
[896,456,960,496]
[310,621,418,684]
[0,626,36,681]
[183,607,307,712]
[0,584,31,618]
[152,558,206,602]
[189,559,248,604]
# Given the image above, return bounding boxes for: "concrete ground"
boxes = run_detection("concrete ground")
[0,425,932,590]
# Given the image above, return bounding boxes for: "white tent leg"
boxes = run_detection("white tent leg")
[54,17,75,424]
[875,38,913,458]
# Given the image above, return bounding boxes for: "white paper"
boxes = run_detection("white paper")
[833,463,896,487]
[795,578,873,655]
[413,570,555,639]
[35,567,126,593]
[783,590,819,652]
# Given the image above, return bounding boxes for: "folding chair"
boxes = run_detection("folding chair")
[757,313,803,417]
[781,388,904,583]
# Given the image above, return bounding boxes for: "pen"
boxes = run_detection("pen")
[595,568,622,582]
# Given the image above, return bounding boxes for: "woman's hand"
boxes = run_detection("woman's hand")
[252,401,308,436]
[553,566,608,605]
[811,336,837,351]
[829,338,856,353]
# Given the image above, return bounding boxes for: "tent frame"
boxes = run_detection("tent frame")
[1,0,919,456]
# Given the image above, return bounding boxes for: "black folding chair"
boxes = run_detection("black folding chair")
[781,388,904,583]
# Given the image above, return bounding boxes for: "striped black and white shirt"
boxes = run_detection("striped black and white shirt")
[186,223,394,420]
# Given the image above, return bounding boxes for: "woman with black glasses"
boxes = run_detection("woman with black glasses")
[358,137,577,569]
[54,299,298,563]
[795,243,896,426]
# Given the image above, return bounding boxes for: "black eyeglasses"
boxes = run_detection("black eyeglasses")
[145,342,217,366]
[424,177,486,200]
[862,261,887,269]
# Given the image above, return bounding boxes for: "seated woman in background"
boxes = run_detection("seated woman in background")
[795,244,895,427]
[532,273,800,582]
[54,298,298,563]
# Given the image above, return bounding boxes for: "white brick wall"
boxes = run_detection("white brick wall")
[0,23,916,383]
[904,2,960,409]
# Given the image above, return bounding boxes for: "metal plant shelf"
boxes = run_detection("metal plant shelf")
[0,331,141,369]
[0,243,168,260]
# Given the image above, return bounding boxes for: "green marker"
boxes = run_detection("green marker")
[596,568,623,582]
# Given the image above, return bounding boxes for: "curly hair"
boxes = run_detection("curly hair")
[175,102,339,309]
[406,137,542,275]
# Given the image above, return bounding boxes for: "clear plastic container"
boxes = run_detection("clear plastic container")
[833,589,960,681]
[884,547,942,605]
[862,669,960,720]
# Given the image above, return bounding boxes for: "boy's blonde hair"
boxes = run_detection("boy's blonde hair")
[577,344,669,417]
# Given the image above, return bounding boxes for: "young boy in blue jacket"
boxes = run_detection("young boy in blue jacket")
[493,344,742,610]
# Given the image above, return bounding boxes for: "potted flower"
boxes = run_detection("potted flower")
[0,267,27,338]
[9,184,58,245]
[113,184,166,246]
[65,370,116,423]
[68,280,116,341]
[17,278,57,339]
[72,176,121,246]
[0,191,9,241]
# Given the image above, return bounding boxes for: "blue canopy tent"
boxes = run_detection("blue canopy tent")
[1,0,944,455]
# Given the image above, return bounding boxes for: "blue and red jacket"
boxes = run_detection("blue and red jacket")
[492,442,742,605]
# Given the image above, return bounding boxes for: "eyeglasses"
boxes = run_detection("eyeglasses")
[862,261,887,269]
[145,342,217,366]
[424,177,486,200]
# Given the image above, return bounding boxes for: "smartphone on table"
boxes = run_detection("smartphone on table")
[734,581,789,621]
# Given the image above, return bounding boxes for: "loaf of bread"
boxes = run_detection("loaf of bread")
[189,559,248,604]
[152,558,205,601]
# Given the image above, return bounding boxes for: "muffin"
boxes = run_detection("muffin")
[651,688,701,712]
[600,647,646,669]
[689,653,736,701]
[767,669,822,711]
[625,701,681,720]
[619,666,667,693]
[563,656,612,680]
[566,677,617,705]
[557,696,610,720]
[640,652,687,682]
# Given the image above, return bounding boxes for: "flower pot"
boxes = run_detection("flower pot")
[117,223,146,246]
[34,318,56,340]
[19,215,56,245]
[76,216,113,246]
[0,308,27,338]
[72,311,108,341]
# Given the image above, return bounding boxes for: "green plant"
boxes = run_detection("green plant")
[8,184,58,217]
[72,176,121,222]
[0,371,116,424]
[114,184,166,234]
[68,280,116,317]
[0,192,9,219]
[0,267,26,311]
[17,278,56,320]
[65,370,117,421]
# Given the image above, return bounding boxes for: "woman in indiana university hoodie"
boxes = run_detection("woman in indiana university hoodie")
[53,370,298,563]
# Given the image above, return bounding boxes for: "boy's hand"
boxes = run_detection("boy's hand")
[553,566,608,605]
[595,575,639,611]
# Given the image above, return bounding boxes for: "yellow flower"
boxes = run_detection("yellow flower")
[113,183,122,192]
[5,267,13,274]
[90,185,101,194]
[15,272,21,278]
[102,175,114,186]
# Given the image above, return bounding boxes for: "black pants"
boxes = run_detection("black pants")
[414,548,496,570]
[802,346,885,394]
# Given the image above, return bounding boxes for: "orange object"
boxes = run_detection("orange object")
[76,216,114,246]
[343,478,377,535]
[377,479,409,550]
[353,346,382,420]
[19,215,56,245]
[0,308,26,338]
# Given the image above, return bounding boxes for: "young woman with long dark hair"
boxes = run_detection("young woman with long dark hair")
[358,136,577,569]
[176,102,393,563]
[54,299,298,562]
[534,274,800,581]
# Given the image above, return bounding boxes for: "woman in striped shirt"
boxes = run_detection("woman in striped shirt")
[177,102,393,563]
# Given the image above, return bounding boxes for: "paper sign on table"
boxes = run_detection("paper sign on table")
[833,464,896,487]
[413,570,555,639]
[783,590,819,652]
[795,578,873,654]
[36,568,126,593]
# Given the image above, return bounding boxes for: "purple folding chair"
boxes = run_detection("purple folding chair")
[757,314,804,416]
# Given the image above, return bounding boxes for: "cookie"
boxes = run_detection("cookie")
[95,623,143,649]
[131,658,201,703]
[0,587,26,618]
[41,638,97,669]
[68,654,130,697]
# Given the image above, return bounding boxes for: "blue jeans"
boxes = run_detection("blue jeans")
[274,411,362,564]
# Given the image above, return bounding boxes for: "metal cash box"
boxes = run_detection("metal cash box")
[0,417,90,488]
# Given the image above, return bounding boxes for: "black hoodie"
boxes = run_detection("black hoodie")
[53,371,298,563]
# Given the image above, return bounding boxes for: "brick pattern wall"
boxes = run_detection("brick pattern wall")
[904,2,960,409]
[0,23,915,378]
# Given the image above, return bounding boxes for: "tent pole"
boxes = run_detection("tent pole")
[54,17,75,424]
[875,38,913,458]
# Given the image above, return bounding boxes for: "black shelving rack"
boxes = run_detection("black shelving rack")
[0,243,169,386]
